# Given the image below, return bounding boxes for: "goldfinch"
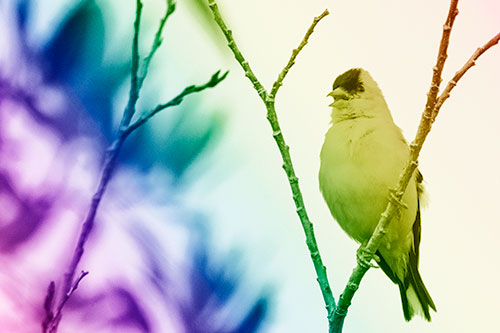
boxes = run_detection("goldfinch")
[319,68,436,321]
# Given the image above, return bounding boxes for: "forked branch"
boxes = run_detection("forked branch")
[332,1,500,331]
[42,1,226,332]
[207,0,336,329]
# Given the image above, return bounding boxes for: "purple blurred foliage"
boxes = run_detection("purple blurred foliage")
[109,287,151,332]
[0,0,270,332]
[0,170,53,252]
[64,286,152,332]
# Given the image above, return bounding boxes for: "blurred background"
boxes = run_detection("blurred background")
[0,0,499,332]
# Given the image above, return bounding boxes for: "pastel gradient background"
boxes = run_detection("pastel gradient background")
[0,0,499,332]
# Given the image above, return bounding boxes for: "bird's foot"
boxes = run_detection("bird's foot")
[356,246,380,269]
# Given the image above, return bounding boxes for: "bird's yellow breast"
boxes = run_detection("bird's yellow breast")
[319,117,417,249]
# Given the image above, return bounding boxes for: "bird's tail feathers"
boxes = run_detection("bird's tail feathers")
[377,250,436,321]
[399,261,436,321]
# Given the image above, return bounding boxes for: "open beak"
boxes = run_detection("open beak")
[326,91,335,107]
[327,87,349,102]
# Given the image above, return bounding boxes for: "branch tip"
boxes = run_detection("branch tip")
[270,8,329,97]
[318,8,330,19]
[433,31,500,121]
[167,0,177,14]
[210,70,229,86]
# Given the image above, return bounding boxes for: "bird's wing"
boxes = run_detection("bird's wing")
[413,169,424,260]
[377,169,436,320]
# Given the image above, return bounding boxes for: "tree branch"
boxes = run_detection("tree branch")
[121,0,143,128]
[433,32,500,119]
[207,0,268,101]
[332,1,500,331]
[137,0,177,91]
[50,271,89,330]
[42,1,226,331]
[422,0,459,124]
[125,70,229,135]
[207,1,336,329]
[270,9,329,99]
[41,282,55,332]
[332,1,460,328]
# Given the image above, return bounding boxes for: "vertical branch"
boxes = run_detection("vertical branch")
[45,0,146,322]
[50,3,146,321]
[121,0,143,129]
[47,138,124,333]
[42,1,227,332]
[331,1,460,329]
[332,1,500,331]
[424,0,459,123]
[207,1,336,329]
[137,0,177,90]
[41,282,55,332]
[208,1,267,101]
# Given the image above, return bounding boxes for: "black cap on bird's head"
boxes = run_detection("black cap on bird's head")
[327,68,389,118]
[332,68,365,95]
[328,68,384,103]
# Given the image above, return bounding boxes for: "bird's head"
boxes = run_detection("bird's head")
[327,68,391,121]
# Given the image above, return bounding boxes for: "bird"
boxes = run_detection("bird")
[318,68,436,321]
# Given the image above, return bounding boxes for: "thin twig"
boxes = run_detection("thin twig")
[121,0,143,128]
[69,271,89,294]
[50,271,89,330]
[269,9,329,98]
[41,282,55,332]
[332,1,500,331]
[125,70,229,135]
[46,137,123,333]
[433,32,500,119]
[42,1,227,331]
[208,1,267,101]
[44,0,146,315]
[422,0,459,124]
[207,1,335,329]
[137,0,176,91]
